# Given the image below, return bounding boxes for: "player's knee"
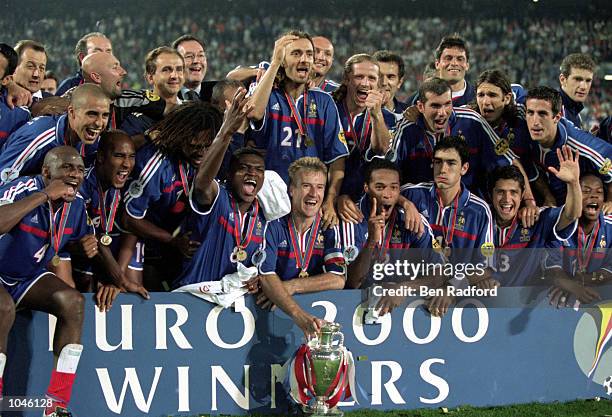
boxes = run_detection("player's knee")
[54,289,85,320]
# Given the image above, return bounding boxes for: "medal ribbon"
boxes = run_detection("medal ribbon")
[230,197,259,250]
[178,161,190,196]
[97,185,121,235]
[285,89,309,139]
[436,190,460,248]
[343,102,371,152]
[578,220,600,272]
[288,214,321,272]
[48,201,71,255]
[498,215,519,248]
[377,208,397,261]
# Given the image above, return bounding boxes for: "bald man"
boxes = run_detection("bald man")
[310,36,339,93]
[0,146,95,415]
[72,52,168,130]
[0,84,110,184]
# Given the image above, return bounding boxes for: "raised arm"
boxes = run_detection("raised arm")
[548,145,581,230]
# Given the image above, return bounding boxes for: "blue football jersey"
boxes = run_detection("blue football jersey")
[523,118,612,205]
[0,114,99,184]
[0,90,30,145]
[401,182,494,265]
[390,108,515,191]
[258,214,345,280]
[492,206,577,286]
[124,142,194,231]
[337,102,399,200]
[0,175,93,281]
[248,87,349,183]
[174,183,267,288]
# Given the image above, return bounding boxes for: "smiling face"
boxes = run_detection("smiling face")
[229,153,265,205]
[476,82,512,125]
[580,175,604,222]
[364,168,400,220]
[435,47,469,85]
[289,169,327,219]
[417,90,453,133]
[312,36,333,78]
[43,148,85,202]
[14,47,46,93]
[147,52,184,101]
[97,135,136,189]
[492,178,523,226]
[177,40,207,88]
[283,38,314,85]
[560,67,593,103]
[96,54,127,99]
[68,95,111,145]
[346,61,380,110]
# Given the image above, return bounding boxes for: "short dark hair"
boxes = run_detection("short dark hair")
[433,136,469,165]
[44,70,58,82]
[417,77,451,104]
[560,53,596,78]
[172,35,206,52]
[364,158,401,184]
[14,40,47,63]
[488,165,525,196]
[372,50,405,79]
[473,69,518,121]
[527,86,562,115]
[74,32,108,66]
[97,129,132,158]
[0,43,18,79]
[144,46,184,76]
[229,147,265,172]
[434,34,469,61]
[211,79,243,109]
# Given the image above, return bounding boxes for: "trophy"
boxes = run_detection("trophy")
[289,322,355,416]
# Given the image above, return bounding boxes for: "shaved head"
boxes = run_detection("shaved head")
[43,146,82,168]
[81,52,126,99]
[69,83,110,110]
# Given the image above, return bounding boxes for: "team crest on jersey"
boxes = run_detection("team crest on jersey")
[128,181,144,198]
[495,138,510,155]
[145,90,160,101]
[601,235,606,248]
[308,102,317,118]
[456,130,466,142]
[256,220,263,235]
[520,227,531,242]
[338,131,347,146]
[599,158,612,175]
[455,214,466,231]
[315,232,325,248]
[0,168,18,183]
[343,245,358,262]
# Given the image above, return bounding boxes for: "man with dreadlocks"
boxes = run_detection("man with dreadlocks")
[248,31,349,230]
[122,101,222,285]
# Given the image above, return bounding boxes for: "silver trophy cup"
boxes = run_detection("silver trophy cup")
[304,322,346,416]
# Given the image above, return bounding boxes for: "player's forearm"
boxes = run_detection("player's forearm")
[226,66,258,82]
[0,191,47,234]
[97,244,125,287]
[544,266,573,286]
[369,113,391,155]
[193,126,233,205]
[512,159,535,202]
[260,274,307,319]
[124,213,173,244]
[248,62,280,121]
[346,245,376,289]
[325,158,346,202]
[559,179,582,230]
[116,233,138,272]
[286,272,345,294]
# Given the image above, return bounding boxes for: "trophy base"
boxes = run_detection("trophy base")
[302,404,344,417]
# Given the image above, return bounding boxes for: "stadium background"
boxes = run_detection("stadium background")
[0,0,610,126]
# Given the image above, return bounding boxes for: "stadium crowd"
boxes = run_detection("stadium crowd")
[0,9,611,417]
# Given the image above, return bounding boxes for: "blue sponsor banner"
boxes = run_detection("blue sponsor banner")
[3,287,612,416]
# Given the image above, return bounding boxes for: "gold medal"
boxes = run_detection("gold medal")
[432,236,443,253]
[51,255,61,267]
[236,248,248,262]
[298,270,309,278]
[100,234,112,246]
